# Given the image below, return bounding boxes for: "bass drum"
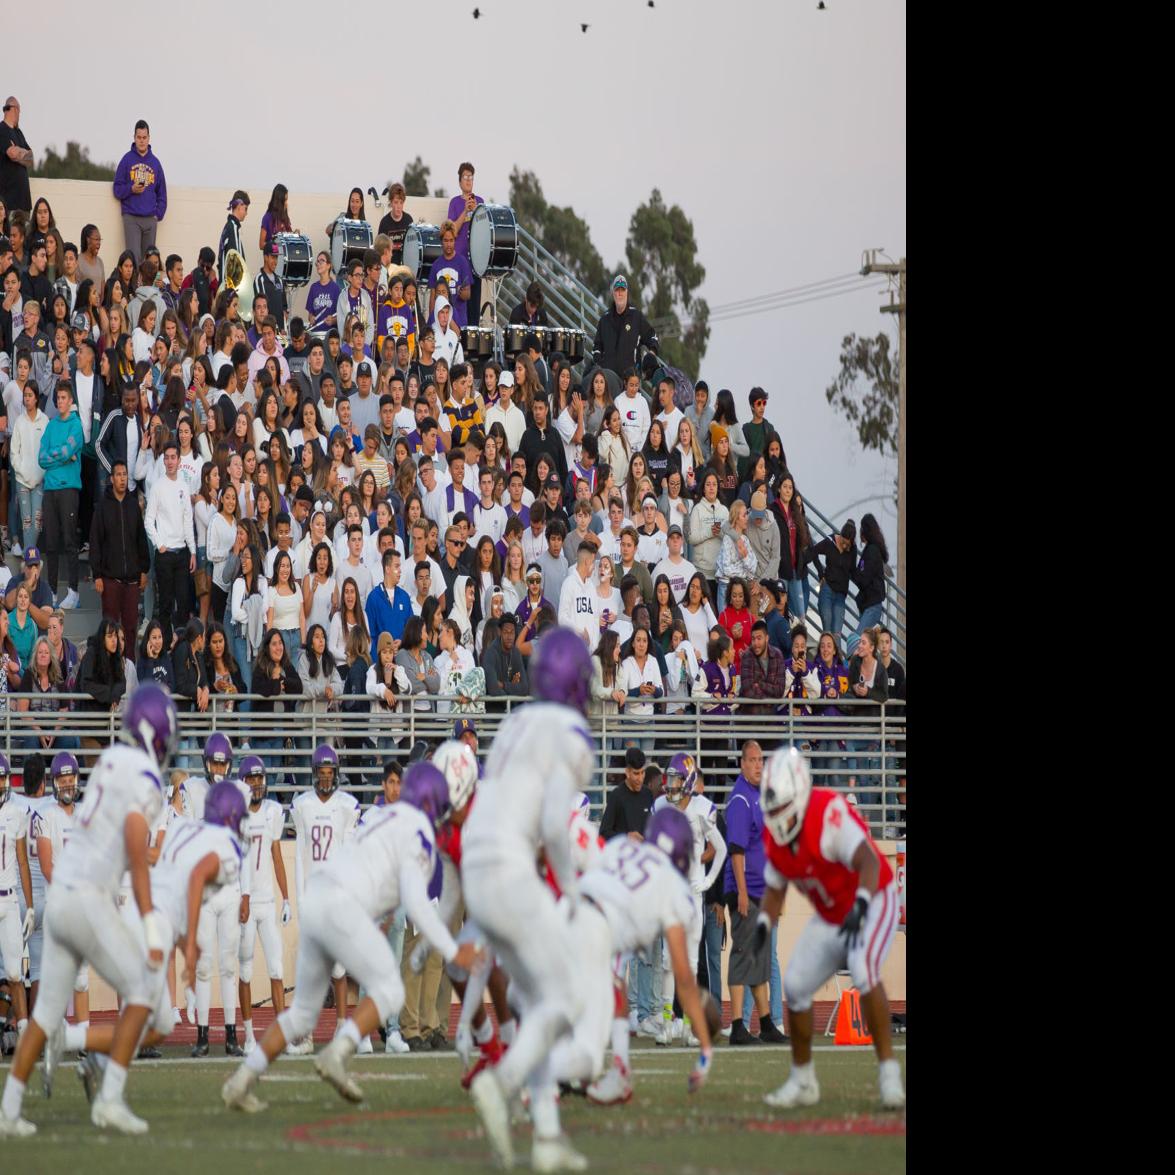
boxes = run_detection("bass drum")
[403,224,442,281]
[331,218,373,276]
[470,204,518,277]
[274,233,313,287]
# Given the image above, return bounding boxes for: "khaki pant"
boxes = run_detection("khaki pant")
[399,900,464,1040]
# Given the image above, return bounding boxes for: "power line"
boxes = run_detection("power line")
[706,280,888,324]
[704,271,865,315]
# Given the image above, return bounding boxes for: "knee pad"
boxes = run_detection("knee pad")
[268,961,284,982]
[783,967,813,1014]
[74,964,90,994]
[219,944,238,980]
[195,950,213,984]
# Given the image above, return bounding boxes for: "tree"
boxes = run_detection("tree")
[824,332,900,456]
[623,189,709,379]
[508,168,607,294]
[31,141,114,181]
[403,156,431,198]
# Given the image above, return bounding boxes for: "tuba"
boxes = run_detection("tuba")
[222,248,254,324]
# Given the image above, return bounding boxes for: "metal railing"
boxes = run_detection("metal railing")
[3,694,905,838]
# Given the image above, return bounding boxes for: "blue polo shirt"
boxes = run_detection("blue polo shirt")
[722,774,766,901]
[364,582,412,662]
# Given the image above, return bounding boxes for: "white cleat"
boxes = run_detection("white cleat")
[222,1065,268,1113]
[243,1037,257,1056]
[532,1133,589,1173]
[764,1070,821,1109]
[879,1058,905,1109]
[42,1020,64,1097]
[470,1069,514,1168]
[586,1064,632,1106]
[385,1030,410,1055]
[77,1052,103,1105]
[356,1034,374,1055]
[91,1096,149,1135]
[285,1036,314,1056]
[0,1114,37,1138]
[637,1016,662,1041]
[315,1038,364,1103]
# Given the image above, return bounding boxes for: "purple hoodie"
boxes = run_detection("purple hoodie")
[113,144,168,219]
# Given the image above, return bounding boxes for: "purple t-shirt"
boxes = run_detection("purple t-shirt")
[447,193,485,260]
[305,279,339,331]
[515,595,551,627]
[260,210,290,245]
[722,775,766,900]
[428,252,474,329]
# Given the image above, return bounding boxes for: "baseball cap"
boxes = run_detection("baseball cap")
[23,546,41,565]
[453,717,477,739]
[498,370,514,388]
[750,486,768,519]
[612,275,628,291]
[667,523,683,538]
[544,473,562,490]
[356,360,374,378]
[760,578,784,602]
[70,311,88,331]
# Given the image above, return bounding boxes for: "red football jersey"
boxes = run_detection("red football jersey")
[436,794,475,868]
[762,788,893,924]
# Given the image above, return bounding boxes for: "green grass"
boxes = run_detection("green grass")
[5,1043,906,1174]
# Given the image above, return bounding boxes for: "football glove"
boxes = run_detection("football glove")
[455,1021,474,1067]
[838,890,871,949]
[688,1049,712,1094]
[281,900,292,926]
[22,907,35,943]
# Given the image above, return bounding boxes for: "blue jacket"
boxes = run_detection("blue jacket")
[38,411,85,491]
[364,583,412,662]
[113,144,167,219]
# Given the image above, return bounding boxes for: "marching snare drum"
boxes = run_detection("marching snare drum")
[330,218,373,276]
[462,325,494,360]
[274,233,313,287]
[403,223,442,281]
[469,204,518,277]
[565,329,585,363]
[545,326,569,356]
[503,324,529,355]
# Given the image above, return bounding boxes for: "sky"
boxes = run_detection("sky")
[11,0,905,551]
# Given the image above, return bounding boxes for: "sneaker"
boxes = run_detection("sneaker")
[879,1058,905,1109]
[719,1025,732,1038]
[285,1037,314,1057]
[532,1133,589,1173]
[628,1009,639,1034]
[670,1017,684,1042]
[77,1052,103,1105]
[586,1062,633,1105]
[470,1070,513,1169]
[222,1065,268,1114]
[637,1016,663,1040]
[59,589,80,610]
[314,1037,364,1103]
[137,1045,163,1059]
[758,1018,789,1045]
[356,1034,374,1055]
[404,1035,431,1052]
[729,1020,762,1046]
[0,1114,36,1138]
[42,1019,64,1097]
[428,1027,451,1051]
[384,1030,410,1055]
[764,1069,821,1108]
[91,1095,149,1135]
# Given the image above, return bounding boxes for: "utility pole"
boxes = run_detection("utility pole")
[861,251,905,597]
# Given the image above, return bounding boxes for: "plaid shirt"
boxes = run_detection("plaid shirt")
[738,645,786,715]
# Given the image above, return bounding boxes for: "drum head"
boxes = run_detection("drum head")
[470,206,492,277]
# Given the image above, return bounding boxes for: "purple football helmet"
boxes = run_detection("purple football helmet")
[51,752,80,806]
[240,754,266,804]
[0,754,9,806]
[645,806,693,878]
[664,753,698,804]
[122,683,179,770]
[530,626,593,714]
[203,732,233,782]
[401,761,451,830]
[204,780,248,847]
[312,744,339,797]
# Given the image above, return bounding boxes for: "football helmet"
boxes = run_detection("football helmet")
[530,626,593,715]
[644,806,692,878]
[240,755,266,804]
[205,780,249,848]
[663,753,698,805]
[0,753,9,807]
[401,761,451,830]
[312,744,339,798]
[431,739,478,813]
[203,732,233,783]
[51,752,80,807]
[760,747,812,847]
[121,683,179,771]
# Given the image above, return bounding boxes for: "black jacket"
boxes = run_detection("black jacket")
[78,644,126,711]
[482,639,528,700]
[172,638,207,710]
[95,410,146,482]
[90,484,150,581]
[253,268,287,333]
[218,214,244,279]
[591,304,658,377]
[250,661,304,712]
[850,543,887,612]
[519,424,568,486]
[599,783,655,841]
[808,536,857,596]
[508,301,549,327]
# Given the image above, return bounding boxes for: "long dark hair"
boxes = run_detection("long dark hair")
[137,620,165,662]
[266,183,291,230]
[254,627,292,676]
[713,388,738,426]
[302,623,337,679]
[596,628,620,688]
[859,513,889,563]
[204,620,240,679]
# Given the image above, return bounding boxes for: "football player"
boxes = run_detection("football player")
[222,762,479,1112]
[0,755,33,1036]
[462,626,597,1174]
[291,744,359,1050]
[181,733,250,1057]
[236,757,291,1055]
[0,684,176,1138]
[30,754,90,1035]
[756,748,904,1110]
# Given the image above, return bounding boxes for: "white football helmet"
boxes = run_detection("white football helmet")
[431,739,479,813]
[760,747,813,846]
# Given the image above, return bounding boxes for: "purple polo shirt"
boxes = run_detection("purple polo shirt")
[722,774,766,900]
[447,193,485,260]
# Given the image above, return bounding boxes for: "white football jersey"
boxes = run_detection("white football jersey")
[465,703,595,863]
[579,836,697,956]
[652,793,719,886]
[181,774,248,821]
[293,789,359,880]
[30,801,74,901]
[55,745,164,893]
[151,817,243,938]
[0,799,28,890]
[243,799,285,903]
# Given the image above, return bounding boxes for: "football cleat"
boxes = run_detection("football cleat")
[285,1036,314,1056]
[357,1034,374,1055]
[314,1037,364,1103]
[0,1114,36,1138]
[764,1069,821,1109]
[385,1030,410,1055]
[470,1069,514,1169]
[42,1019,64,1097]
[222,1066,267,1114]
[532,1133,589,1173]
[91,1096,149,1135]
[586,1062,632,1105]
[879,1058,905,1109]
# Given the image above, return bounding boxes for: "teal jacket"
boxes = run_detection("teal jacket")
[38,410,85,491]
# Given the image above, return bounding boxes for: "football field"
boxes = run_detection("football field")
[2,1042,906,1173]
